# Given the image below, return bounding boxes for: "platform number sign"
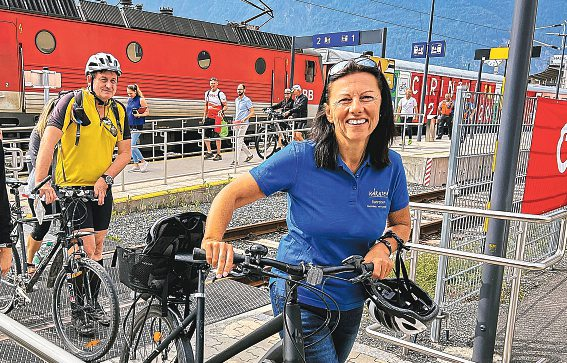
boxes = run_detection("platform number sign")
[312,31,360,48]
[412,41,446,58]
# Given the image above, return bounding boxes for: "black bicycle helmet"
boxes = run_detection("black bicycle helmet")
[364,236,438,335]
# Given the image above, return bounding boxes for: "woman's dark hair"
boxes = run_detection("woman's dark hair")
[311,61,395,170]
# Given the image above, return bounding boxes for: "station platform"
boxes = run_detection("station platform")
[110,137,452,210]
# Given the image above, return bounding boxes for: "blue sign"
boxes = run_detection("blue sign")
[312,31,360,48]
[411,42,428,58]
[428,40,446,57]
[411,40,446,58]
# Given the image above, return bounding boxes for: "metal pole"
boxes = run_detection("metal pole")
[431,85,465,342]
[555,24,566,99]
[475,59,485,94]
[381,27,387,58]
[472,0,538,361]
[502,221,528,363]
[417,0,435,142]
[42,67,49,105]
[289,36,296,87]
[0,313,84,363]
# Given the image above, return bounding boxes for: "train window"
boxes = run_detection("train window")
[198,51,211,69]
[255,58,266,75]
[305,60,316,83]
[35,30,56,54]
[126,42,143,63]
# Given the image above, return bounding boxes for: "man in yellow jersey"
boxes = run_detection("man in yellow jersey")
[35,53,131,334]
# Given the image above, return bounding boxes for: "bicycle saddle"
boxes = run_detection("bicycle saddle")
[6,177,26,189]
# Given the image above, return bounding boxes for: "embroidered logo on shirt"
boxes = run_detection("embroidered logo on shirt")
[368,188,388,209]
[369,188,389,198]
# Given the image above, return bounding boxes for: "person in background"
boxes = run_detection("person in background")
[24,98,58,275]
[35,52,131,334]
[202,77,227,161]
[126,84,150,172]
[271,88,294,151]
[231,84,255,166]
[285,84,308,141]
[396,89,418,145]
[201,58,411,362]
[436,93,453,140]
[0,129,13,278]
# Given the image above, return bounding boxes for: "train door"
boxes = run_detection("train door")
[0,22,22,113]
[272,57,287,104]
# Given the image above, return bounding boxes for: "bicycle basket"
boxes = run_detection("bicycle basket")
[117,212,207,296]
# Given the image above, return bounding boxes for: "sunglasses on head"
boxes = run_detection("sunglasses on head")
[328,57,378,77]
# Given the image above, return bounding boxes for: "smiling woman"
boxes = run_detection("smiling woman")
[312,58,396,171]
[200,57,411,363]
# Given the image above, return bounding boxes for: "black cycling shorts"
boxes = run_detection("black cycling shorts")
[62,187,113,232]
[203,118,220,138]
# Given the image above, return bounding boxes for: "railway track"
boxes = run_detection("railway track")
[223,189,446,242]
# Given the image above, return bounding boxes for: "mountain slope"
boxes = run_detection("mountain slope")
[134,0,565,74]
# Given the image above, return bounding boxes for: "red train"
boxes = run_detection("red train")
[2,0,562,131]
[0,0,324,128]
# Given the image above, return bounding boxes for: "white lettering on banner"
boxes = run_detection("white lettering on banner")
[427,103,435,115]
[412,76,420,94]
[302,89,314,101]
[429,78,438,96]
[558,123,567,173]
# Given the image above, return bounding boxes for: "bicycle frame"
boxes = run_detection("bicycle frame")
[145,261,305,363]
[7,183,91,294]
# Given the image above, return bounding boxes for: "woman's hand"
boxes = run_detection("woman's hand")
[364,244,394,279]
[202,239,234,279]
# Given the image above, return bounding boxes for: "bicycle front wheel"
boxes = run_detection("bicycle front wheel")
[52,257,120,361]
[255,127,278,159]
[0,246,22,314]
[120,304,194,363]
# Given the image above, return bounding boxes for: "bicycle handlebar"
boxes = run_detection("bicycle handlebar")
[192,245,374,284]
[31,175,52,194]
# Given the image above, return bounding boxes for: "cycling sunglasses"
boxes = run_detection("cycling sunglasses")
[319,57,379,106]
[328,57,378,78]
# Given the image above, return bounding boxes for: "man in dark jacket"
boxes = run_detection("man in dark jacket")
[272,88,294,149]
[0,129,13,277]
[285,84,308,141]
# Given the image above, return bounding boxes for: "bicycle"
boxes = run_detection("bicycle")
[120,243,374,363]
[0,176,120,362]
[254,107,292,159]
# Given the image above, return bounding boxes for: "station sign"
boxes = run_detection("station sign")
[24,69,61,88]
[412,41,446,58]
[522,98,567,214]
[411,42,428,58]
[312,31,360,48]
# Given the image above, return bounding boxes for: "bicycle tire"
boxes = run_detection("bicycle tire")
[255,127,278,159]
[52,257,120,362]
[120,304,194,363]
[0,245,21,314]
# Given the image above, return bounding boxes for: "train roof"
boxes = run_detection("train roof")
[311,48,504,82]
[0,0,294,51]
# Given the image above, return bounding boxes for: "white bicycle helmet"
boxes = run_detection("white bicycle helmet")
[85,52,122,76]
[364,234,438,335]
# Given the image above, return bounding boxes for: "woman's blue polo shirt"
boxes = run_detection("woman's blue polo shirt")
[250,141,409,310]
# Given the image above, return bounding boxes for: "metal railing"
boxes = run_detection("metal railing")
[1,115,313,189]
[0,313,84,363]
[366,201,567,363]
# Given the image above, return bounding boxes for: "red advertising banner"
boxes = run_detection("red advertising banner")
[522,97,567,214]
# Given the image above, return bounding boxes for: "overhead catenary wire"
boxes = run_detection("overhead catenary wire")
[364,0,511,33]
[291,0,493,48]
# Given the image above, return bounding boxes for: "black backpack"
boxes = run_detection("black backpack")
[127,212,206,298]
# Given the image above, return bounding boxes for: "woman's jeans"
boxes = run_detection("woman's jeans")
[131,131,143,163]
[270,280,363,363]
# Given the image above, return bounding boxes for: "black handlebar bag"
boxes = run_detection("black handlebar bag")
[118,212,206,303]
